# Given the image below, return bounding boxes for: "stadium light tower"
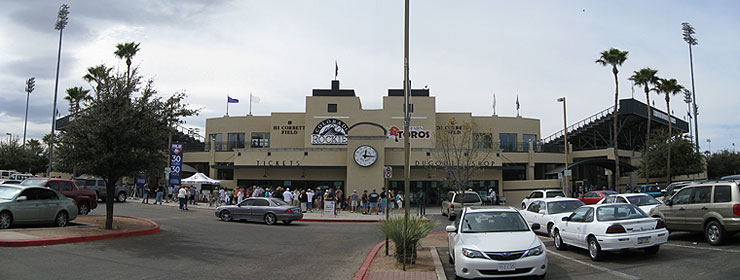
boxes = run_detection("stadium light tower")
[47,3,69,177]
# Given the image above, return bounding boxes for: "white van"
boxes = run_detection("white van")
[0,170,17,179]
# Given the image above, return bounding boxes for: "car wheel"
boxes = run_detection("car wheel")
[547,223,554,237]
[448,253,454,264]
[78,202,90,215]
[522,203,526,209]
[441,207,447,216]
[55,211,69,227]
[705,220,726,246]
[117,192,127,202]
[535,273,547,279]
[283,220,293,225]
[644,245,660,255]
[264,213,277,225]
[219,210,232,222]
[448,212,455,221]
[588,236,603,261]
[0,211,12,229]
[553,230,567,251]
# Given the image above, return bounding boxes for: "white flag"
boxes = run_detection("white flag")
[251,94,260,103]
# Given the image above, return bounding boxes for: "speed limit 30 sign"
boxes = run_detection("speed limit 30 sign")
[384,166,392,179]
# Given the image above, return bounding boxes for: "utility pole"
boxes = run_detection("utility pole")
[558,97,569,196]
[402,0,411,271]
[47,4,69,177]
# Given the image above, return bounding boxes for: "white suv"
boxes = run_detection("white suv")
[447,206,547,279]
[442,191,483,220]
[521,189,567,209]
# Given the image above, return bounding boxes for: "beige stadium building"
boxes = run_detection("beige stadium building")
[182,80,690,206]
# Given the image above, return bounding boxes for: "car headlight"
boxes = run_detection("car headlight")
[462,248,486,258]
[523,244,544,257]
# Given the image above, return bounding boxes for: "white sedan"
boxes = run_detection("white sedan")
[520,197,585,236]
[447,206,547,279]
[596,193,663,214]
[551,203,669,261]
[521,189,567,209]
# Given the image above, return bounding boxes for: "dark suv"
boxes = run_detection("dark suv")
[20,178,98,215]
[650,181,740,245]
[74,177,128,202]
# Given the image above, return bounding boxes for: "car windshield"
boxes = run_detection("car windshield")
[547,200,585,214]
[461,212,529,233]
[596,204,647,222]
[270,198,288,206]
[0,186,22,200]
[626,195,661,206]
[19,179,47,187]
[546,191,566,198]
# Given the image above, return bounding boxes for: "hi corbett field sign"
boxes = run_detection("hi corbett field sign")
[311,119,349,145]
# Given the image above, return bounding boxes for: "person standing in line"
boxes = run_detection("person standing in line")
[388,190,395,212]
[219,187,226,204]
[155,183,164,205]
[336,188,344,213]
[306,189,314,212]
[368,189,380,215]
[178,185,188,210]
[395,191,404,214]
[283,188,293,204]
[142,182,150,204]
[350,190,359,213]
[237,188,245,204]
[380,188,387,215]
[361,190,369,214]
[299,189,308,213]
[167,185,174,202]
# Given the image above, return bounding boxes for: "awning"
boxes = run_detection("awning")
[545,158,638,175]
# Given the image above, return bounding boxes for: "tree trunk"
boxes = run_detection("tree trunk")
[645,86,651,183]
[666,97,672,184]
[105,180,117,230]
[612,67,620,189]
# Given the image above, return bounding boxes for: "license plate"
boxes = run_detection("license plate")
[638,236,651,244]
[498,263,516,272]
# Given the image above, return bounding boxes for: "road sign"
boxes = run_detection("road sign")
[564,170,572,176]
[384,166,392,179]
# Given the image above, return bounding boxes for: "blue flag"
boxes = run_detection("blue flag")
[227,96,239,103]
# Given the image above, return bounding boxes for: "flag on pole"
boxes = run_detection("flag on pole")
[492,93,497,115]
[227,96,239,103]
[516,95,520,110]
[335,60,339,80]
[251,94,260,104]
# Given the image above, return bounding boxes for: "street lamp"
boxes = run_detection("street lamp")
[47,3,69,177]
[682,22,699,153]
[23,77,35,149]
[557,97,569,196]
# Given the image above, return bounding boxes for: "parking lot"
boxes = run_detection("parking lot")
[429,213,740,279]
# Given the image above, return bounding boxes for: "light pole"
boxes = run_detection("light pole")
[557,97,569,196]
[402,0,411,271]
[47,3,69,177]
[23,77,35,149]
[682,22,699,153]
[6,133,11,145]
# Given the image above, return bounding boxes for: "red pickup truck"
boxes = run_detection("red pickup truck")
[19,178,98,215]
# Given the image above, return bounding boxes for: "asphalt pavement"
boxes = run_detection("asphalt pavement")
[427,214,740,280]
[0,201,385,280]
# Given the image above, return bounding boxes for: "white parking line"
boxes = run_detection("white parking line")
[547,250,641,280]
[663,243,740,254]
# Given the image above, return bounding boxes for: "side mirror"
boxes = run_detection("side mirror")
[16,196,27,202]
[561,216,570,222]
[538,210,546,215]
[445,225,457,232]
[531,223,541,230]
[665,199,672,206]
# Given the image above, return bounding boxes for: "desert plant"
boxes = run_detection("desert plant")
[378,216,434,264]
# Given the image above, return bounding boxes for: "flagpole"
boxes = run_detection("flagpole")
[249,93,252,116]
[226,94,229,116]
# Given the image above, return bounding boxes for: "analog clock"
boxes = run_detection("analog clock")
[353,145,378,167]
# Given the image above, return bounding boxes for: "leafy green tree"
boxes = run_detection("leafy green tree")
[83,64,113,99]
[64,86,91,114]
[596,48,629,186]
[640,131,705,180]
[655,78,685,183]
[629,68,659,183]
[58,65,198,229]
[0,138,48,175]
[707,150,740,178]
[114,42,141,81]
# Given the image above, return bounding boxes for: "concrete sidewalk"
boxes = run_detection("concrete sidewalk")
[140,197,440,222]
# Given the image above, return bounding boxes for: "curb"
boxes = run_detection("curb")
[299,218,380,223]
[430,246,447,280]
[354,240,385,280]
[0,215,160,247]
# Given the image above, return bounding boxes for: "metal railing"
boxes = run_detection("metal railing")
[542,105,615,144]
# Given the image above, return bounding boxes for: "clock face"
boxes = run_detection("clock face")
[353,145,378,167]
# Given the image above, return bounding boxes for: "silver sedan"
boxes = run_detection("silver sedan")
[215,197,303,225]
[0,184,78,229]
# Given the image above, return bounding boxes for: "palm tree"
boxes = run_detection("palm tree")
[64,86,91,115]
[83,64,112,99]
[656,78,685,184]
[629,68,659,182]
[114,42,141,81]
[596,48,629,188]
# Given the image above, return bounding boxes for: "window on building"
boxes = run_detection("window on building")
[217,169,233,180]
[328,104,337,113]
[227,133,246,150]
[473,133,493,149]
[499,133,517,152]
[209,133,223,151]
[251,132,270,148]
[523,134,537,143]
[403,103,414,113]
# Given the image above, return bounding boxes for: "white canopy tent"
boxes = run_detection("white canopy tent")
[181,173,220,185]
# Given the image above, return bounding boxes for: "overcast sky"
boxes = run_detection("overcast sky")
[1,0,738,152]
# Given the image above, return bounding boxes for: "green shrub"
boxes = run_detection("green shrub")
[378,216,435,264]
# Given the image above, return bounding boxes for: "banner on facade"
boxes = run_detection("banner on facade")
[311,119,349,145]
[323,200,336,216]
[169,142,183,185]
